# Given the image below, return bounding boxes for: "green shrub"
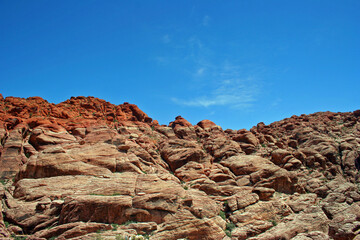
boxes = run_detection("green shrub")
[226,222,236,232]
[123,220,137,225]
[269,219,277,226]
[224,221,236,237]
[0,179,7,185]
[13,236,27,240]
[4,221,10,228]
[111,223,118,231]
[219,211,226,220]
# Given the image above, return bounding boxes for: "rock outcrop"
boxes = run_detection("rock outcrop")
[1,95,360,239]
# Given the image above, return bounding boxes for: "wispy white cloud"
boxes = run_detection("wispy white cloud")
[196,67,206,76]
[162,34,171,44]
[271,98,282,108]
[154,56,169,65]
[172,77,259,109]
[158,28,262,110]
[188,36,203,49]
[202,15,210,26]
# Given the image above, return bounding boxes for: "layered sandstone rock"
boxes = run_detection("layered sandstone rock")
[1,95,360,239]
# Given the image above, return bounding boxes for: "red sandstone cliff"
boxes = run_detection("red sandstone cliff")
[0,95,360,240]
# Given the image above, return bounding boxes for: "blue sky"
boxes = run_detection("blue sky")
[1,1,359,129]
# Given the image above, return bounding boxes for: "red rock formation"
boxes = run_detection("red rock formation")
[0,96,157,178]
[1,94,360,240]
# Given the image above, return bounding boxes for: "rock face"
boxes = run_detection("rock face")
[1,95,360,239]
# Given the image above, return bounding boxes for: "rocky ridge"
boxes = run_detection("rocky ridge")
[0,94,360,240]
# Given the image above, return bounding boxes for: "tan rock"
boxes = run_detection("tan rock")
[221,155,298,193]
[13,174,137,200]
[152,210,226,240]
[190,178,252,196]
[291,231,330,240]
[29,126,76,151]
[123,222,157,235]
[322,201,360,240]
[0,127,26,178]
[0,198,11,238]
[249,206,329,240]
[286,193,319,213]
[271,149,292,165]
[174,161,206,182]
[232,220,273,240]
[83,125,118,144]
[230,200,293,226]
[30,221,111,239]
[182,189,220,219]
[204,137,243,161]
[253,187,275,201]
[232,130,259,146]
[208,163,236,183]
[18,148,112,179]
[59,195,132,224]
[160,139,206,171]
[227,192,259,211]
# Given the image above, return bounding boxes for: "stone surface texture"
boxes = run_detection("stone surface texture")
[1,95,360,239]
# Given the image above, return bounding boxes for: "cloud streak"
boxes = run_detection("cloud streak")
[173,77,259,109]
[158,19,262,110]
[162,34,171,44]
[202,15,210,26]
[196,67,205,76]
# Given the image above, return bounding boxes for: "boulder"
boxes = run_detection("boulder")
[249,206,329,240]
[221,155,298,193]
[160,139,206,171]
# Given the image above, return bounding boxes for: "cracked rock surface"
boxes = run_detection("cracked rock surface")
[1,95,360,239]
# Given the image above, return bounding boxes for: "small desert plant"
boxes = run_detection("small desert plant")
[123,220,137,226]
[269,219,277,226]
[111,223,119,231]
[4,221,10,228]
[219,210,226,220]
[13,236,27,240]
[224,221,236,237]
[225,229,232,237]
[226,222,236,231]
[0,179,7,185]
